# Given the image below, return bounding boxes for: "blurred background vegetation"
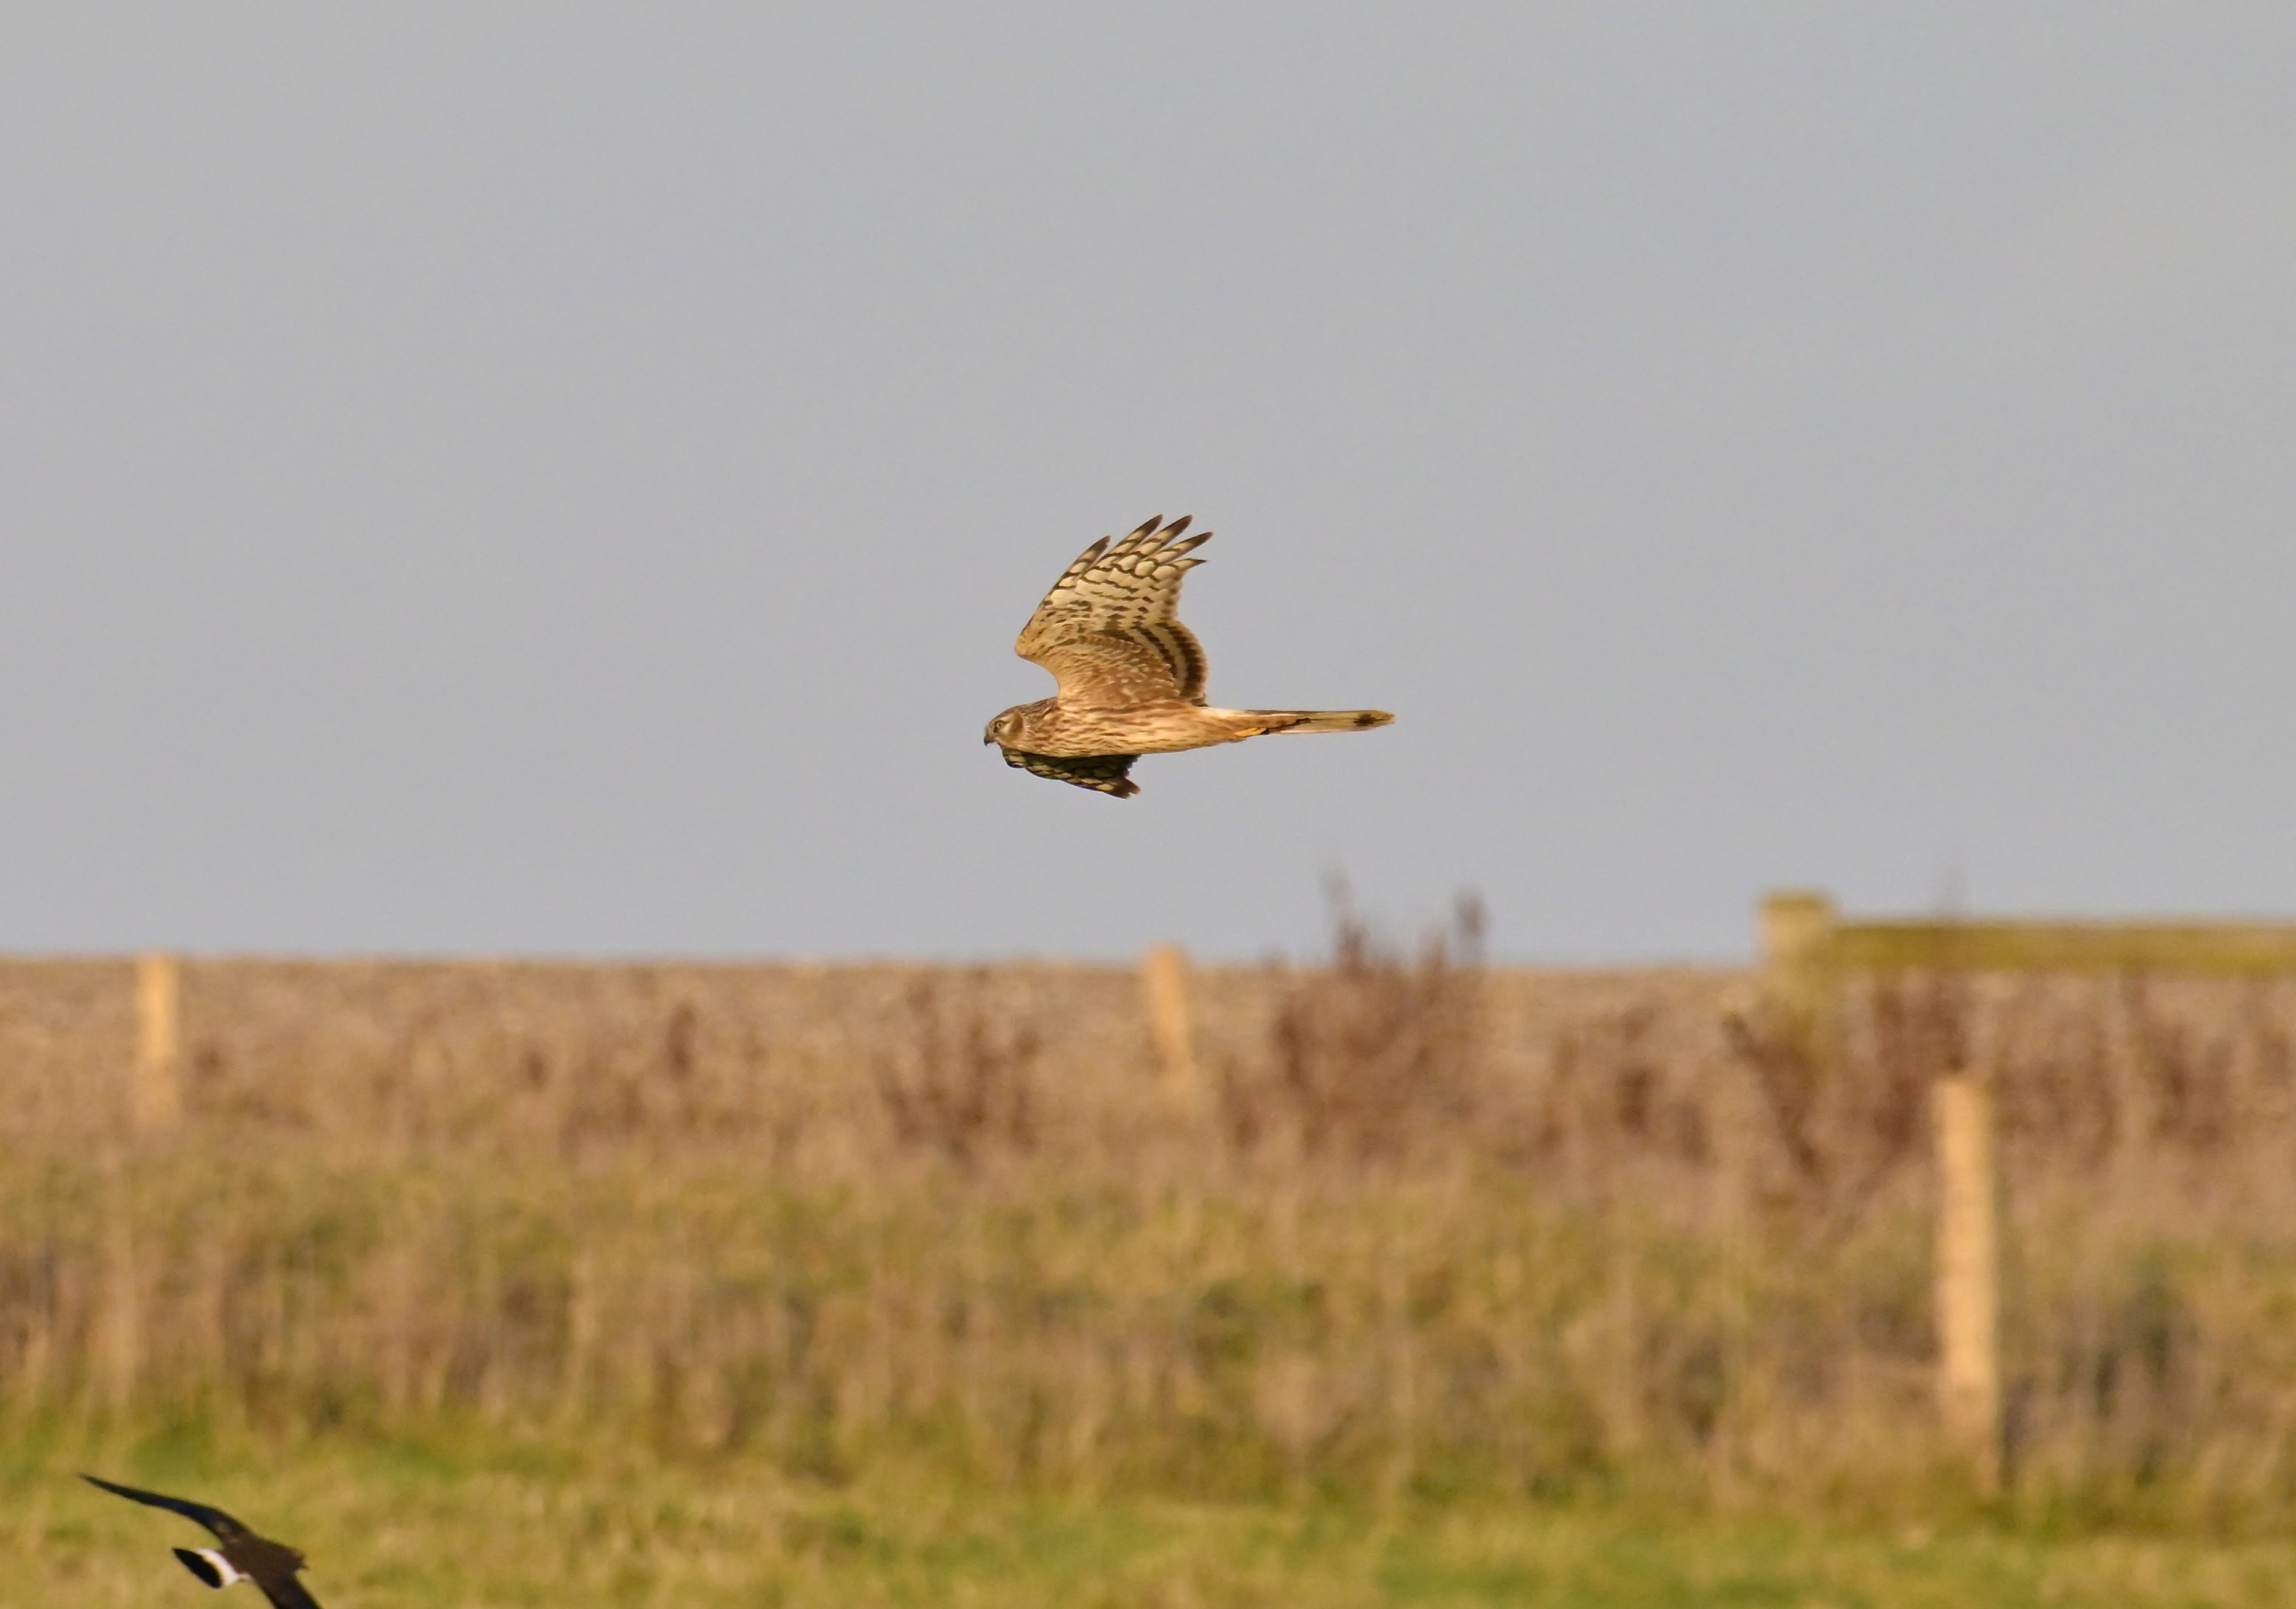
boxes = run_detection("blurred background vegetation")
[9,915,2296,1602]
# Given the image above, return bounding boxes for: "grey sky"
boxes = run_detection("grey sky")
[2,6,2292,963]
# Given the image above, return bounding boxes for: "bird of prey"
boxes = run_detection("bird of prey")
[985,516,1394,797]
[82,1475,324,1608]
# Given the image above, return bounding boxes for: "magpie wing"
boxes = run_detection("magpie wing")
[83,1475,253,1545]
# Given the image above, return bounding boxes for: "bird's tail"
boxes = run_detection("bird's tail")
[1245,708,1395,735]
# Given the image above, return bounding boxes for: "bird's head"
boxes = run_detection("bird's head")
[983,708,1023,747]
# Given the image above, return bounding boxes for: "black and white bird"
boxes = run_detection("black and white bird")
[83,1475,324,1608]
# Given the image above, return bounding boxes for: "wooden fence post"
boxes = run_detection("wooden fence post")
[1142,944,1201,1107]
[132,953,183,1134]
[1758,890,1840,1064]
[1761,895,2296,1498]
[1933,1073,2001,1494]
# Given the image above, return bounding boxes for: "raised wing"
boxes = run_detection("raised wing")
[83,1475,252,1544]
[998,747,1140,798]
[88,1475,325,1608]
[1015,516,1211,705]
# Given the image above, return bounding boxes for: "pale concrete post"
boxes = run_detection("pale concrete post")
[1933,1074,2002,1493]
[1759,890,1840,1064]
[132,953,183,1133]
[1142,944,1200,1104]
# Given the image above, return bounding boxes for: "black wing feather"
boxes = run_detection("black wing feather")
[256,1573,327,1609]
[999,748,1140,798]
[83,1475,251,1544]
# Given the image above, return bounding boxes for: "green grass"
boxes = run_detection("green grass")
[15,1431,2296,1608]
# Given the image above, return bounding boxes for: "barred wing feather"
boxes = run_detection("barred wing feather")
[998,748,1140,798]
[1014,516,1211,704]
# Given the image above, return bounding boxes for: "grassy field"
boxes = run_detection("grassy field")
[21,1432,2296,1608]
[7,930,2296,1602]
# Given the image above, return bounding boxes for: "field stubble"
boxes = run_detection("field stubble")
[4,916,2296,1535]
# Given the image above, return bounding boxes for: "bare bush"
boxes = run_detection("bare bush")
[874,973,1041,1167]
[1221,895,1485,1160]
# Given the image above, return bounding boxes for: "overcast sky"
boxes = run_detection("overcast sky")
[2,6,2292,964]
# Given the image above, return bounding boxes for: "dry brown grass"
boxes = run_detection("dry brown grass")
[3,934,2295,1528]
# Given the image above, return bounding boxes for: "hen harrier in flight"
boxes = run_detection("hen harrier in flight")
[986,516,1393,797]
[83,1475,325,1607]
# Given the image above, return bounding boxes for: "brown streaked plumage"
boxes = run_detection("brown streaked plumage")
[83,1475,324,1608]
[986,516,1393,797]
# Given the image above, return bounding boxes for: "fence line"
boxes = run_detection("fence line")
[1758,892,2296,1009]
[1756,889,2296,1494]
[55,921,2296,1500]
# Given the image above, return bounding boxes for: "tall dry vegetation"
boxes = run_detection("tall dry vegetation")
[2,934,2295,1526]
